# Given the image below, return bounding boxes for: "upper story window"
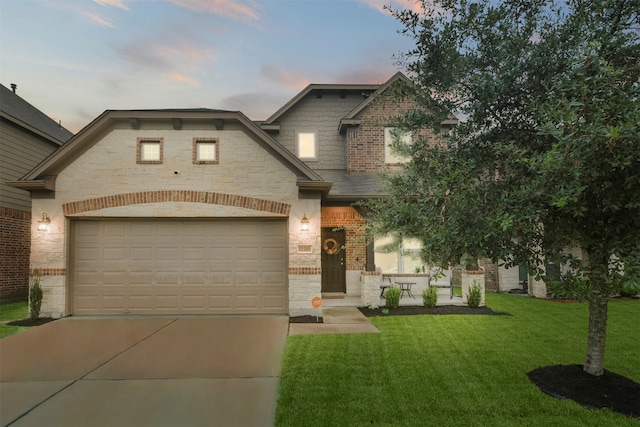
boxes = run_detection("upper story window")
[296,131,317,160]
[384,127,411,164]
[137,138,163,164]
[193,138,219,164]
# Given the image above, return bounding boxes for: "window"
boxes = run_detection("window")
[193,138,219,164]
[296,132,317,160]
[374,234,423,273]
[384,127,411,164]
[137,138,163,164]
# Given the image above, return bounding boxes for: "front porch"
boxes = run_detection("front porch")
[322,287,465,309]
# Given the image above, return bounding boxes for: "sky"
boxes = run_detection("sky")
[0,0,422,133]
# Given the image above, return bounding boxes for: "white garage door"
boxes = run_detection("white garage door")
[71,219,288,315]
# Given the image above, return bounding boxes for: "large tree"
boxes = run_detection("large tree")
[369,0,639,376]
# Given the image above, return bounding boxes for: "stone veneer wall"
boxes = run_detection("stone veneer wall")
[361,271,382,307]
[0,208,31,301]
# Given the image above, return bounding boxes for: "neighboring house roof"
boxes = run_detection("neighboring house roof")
[9,109,331,195]
[0,84,73,145]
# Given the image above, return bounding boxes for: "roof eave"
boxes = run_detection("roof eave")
[297,180,333,196]
[338,119,360,134]
[264,83,380,125]
[6,176,56,191]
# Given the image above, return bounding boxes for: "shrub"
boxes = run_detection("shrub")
[545,277,588,300]
[385,286,401,309]
[620,284,640,298]
[422,286,438,308]
[467,281,482,308]
[29,269,43,320]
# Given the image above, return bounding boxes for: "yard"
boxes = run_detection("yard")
[0,300,28,338]
[276,293,639,426]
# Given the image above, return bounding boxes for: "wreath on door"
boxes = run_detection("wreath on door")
[323,238,340,255]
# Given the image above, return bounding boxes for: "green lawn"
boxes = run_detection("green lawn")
[0,300,29,338]
[276,293,639,426]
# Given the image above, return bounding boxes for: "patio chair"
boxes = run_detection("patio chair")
[380,277,392,297]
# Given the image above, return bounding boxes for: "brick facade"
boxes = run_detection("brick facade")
[347,94,426,174]
[0,207,31,301]
[320,207,366,271]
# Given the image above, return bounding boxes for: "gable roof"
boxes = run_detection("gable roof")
[261,72,458,134]
[0,84,74,145]
[9,109,331,194]
[262,83,379,127]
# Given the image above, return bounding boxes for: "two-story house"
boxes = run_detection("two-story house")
[260,72,459,298]
[9,73,461,318]
[1,84,73,301]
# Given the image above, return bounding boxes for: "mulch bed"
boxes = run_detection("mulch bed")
[7,317,56,327]
[528,364,640,419]
[358,305,509,317]
[289,315,323,324]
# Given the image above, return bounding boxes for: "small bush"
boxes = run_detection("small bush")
[620,284,640,297]
[385,286,401,309]
[29,269,43,320]
[467,281,482,308]
[422,286,438,308]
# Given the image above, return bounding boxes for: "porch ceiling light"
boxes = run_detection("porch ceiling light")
[37,212,51,232]
[300,214,310,232]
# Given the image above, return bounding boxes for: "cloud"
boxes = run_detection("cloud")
[356,0,424,14]
[95,0,129,10]
[168,0,261,21]
[261,65,309,89]
[221,92,292,119]
[114,32,219,89]
[82,12,115,28]
[334,68,398,84]
[115,36,216,86]
[167,72,200,87]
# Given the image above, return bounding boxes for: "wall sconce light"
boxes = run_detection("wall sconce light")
[37,212,51,232]
[300,214,310,232]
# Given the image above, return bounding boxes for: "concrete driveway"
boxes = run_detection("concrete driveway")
[0,316,289,427]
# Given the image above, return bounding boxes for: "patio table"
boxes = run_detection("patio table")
[395,281,416,299]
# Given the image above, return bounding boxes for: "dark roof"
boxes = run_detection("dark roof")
[315,170,384,200]
[0,84,74,144]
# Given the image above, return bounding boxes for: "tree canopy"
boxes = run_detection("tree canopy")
[369,0,640,376]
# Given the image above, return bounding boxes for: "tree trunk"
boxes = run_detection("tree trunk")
[584,289,608,376]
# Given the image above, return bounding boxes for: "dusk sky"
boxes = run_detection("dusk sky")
[0,0,421,133]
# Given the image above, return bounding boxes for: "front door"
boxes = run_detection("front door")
[321,227,346,293]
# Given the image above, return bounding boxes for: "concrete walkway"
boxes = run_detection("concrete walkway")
[0,316,288,427]
[288,307,379,336]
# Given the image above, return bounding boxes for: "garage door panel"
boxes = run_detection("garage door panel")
[72,219,288,315]
[263,294,287,309]
[103,271,127,285]
[99,223,126,240]
[236,295,259,309]
[183,248,206,260]
[236,247,259,261]
[237,272,260,285]
[263,247,286,261]
[130,247,153,260]
[210,295,233,308]
[263,271,286,284]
